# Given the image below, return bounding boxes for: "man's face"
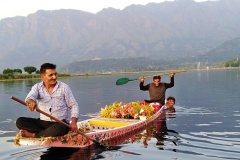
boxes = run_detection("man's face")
[167,99,175,107]
[41,69,57,86]
[153,78,160,86]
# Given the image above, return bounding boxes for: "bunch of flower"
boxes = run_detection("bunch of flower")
[99,101,155,119]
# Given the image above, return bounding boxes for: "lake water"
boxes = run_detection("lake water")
[0,70,240,160]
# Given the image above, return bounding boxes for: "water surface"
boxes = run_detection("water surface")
[0,70,240,159]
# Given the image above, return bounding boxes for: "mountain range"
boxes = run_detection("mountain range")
[0,0,240,73]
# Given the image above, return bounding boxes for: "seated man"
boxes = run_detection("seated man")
[16,63,79,138]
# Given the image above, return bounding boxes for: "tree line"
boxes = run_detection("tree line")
[0,65,70,80]
[224,58,240,67]
[2,66,38,74]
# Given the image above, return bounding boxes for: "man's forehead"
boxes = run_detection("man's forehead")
[45,69,56,74]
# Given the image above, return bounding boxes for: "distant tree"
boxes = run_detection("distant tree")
[3,68,13,74]
[232,60,240,67]
[224,59,240,67]
[36,70,40,74]
[224,61,230,67]
[13,68,22,74]
[24,66,37,74]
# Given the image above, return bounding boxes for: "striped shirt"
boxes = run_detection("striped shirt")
[26,81,79,122]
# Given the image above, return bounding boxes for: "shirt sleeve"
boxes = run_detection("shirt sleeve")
[25,83,39,102]
[140,82,150,91]
[165,76,174,89]
[64,85,79,119]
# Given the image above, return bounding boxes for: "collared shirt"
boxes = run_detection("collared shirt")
[26,81,79,122]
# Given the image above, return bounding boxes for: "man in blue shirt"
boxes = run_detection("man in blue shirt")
[16,63,79,138]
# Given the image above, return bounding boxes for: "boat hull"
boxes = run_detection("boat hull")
[15,105,165,148]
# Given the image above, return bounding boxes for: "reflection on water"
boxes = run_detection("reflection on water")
[177,132,240,159]
[1,107,240,160]
[165,106,240,160]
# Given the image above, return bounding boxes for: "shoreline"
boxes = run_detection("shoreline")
[0,67,239,82]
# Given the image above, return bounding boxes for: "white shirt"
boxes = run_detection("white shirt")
[26,81,79,122]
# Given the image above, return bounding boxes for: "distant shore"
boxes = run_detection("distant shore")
[0,73,70,81]
[0,67,239,82]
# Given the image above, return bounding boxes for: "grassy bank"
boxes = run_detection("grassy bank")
[0,73,70,81]
[1,67,239,81]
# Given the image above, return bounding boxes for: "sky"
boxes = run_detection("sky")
[0,0,209,20]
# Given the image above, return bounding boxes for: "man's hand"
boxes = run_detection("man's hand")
[139,76,145,82]
[26,99,37,112]
[171,72,176,77]
[70,117,78,132]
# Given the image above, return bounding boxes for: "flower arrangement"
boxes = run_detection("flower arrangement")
[99,101,156,119]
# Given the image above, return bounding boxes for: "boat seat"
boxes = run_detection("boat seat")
[88,119,136,127]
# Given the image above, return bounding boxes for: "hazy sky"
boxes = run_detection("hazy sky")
[0,0,209,20]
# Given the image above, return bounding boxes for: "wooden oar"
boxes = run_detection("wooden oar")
[116,70,186,85]
[10,96,106,148]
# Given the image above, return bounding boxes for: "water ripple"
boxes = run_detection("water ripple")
[177,132,240,159]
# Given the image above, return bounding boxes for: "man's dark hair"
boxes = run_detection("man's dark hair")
[153,75,161,80]
[40,63,56,74]
[167,96,175,104]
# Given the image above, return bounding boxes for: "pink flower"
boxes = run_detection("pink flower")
[127,106,134,116]
[119,106,127,118]
[133,113,139,119]
[110,111,119,117]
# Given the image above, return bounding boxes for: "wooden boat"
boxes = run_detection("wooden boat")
[14,102,165,148]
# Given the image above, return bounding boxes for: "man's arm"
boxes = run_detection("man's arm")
[64,84,79,117]
[25,84,39,112]
[165,72,175,88]
[139,76,149,90]
[64,84,79,132]
[70,117,78,132]
[25,84,39,102]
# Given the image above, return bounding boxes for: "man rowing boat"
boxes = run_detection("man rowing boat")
[16,63,79,138]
